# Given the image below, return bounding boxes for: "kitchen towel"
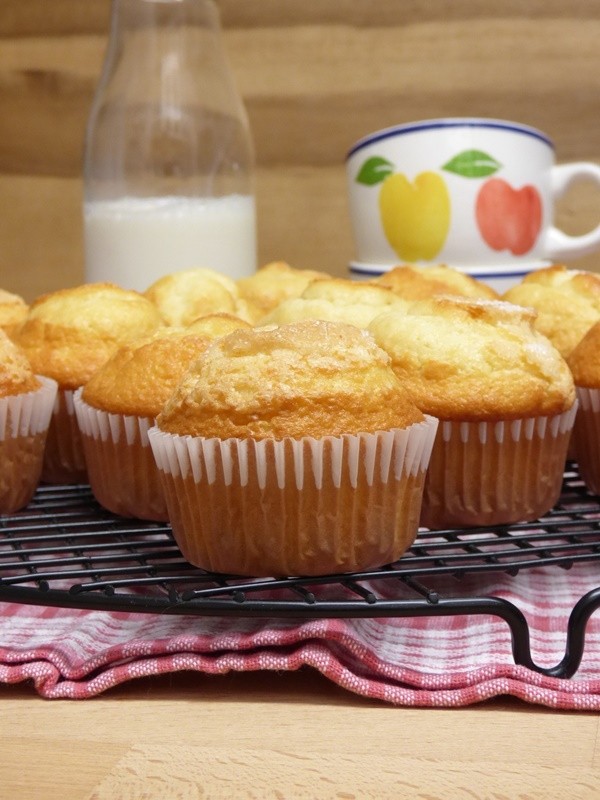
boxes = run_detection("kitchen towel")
[1,561,600,707]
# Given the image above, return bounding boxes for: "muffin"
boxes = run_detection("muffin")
[185,312,252,338]
[0,289,29,340]
[0,330,57,513]
[148,320,438,576]
[144,268,253,326]
[566,321,600,494]
[503,265,600,358]
[369,296,576,528]
[373,264,499,301]
[15,283,163,484]
[236,261,330,322]
[74,328,215,520]
[262,277,409,328]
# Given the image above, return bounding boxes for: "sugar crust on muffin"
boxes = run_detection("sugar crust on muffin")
[158,319,424,440]
[369,295,575,421]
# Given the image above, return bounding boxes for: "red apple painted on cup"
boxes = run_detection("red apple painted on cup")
[475,178,543,256]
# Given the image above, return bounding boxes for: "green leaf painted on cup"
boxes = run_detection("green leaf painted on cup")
[355,156,395,186]
[442,150,502,178]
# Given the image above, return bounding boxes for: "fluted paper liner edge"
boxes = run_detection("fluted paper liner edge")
[72,389,168,520]
[439,402,578,445]
[576,387,600,413]
[73,388,153,447]
[571,388,600,494]
[148,415,439,490]
[0,376,58,440]
[422,403,578,529]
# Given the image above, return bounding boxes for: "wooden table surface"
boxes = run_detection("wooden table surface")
[1,667,599,799]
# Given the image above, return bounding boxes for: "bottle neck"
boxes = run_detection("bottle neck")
[110,0,219,34]
[97,0,241,112]
[106,0,222,68]
[84,0,254,201]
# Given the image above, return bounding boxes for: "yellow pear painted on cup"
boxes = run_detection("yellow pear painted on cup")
[378,171,451,262]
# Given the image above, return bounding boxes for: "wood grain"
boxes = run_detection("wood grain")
[2,0,599,35]
[2,19,600,173]
[1,671,600,800]
[1,1,599,298]
[89,744,600,800]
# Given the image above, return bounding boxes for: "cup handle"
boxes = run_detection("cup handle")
[545,162,600,261]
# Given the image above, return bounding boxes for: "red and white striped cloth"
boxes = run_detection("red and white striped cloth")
[2,562,600,707]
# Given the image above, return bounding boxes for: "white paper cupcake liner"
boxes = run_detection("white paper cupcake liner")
[146,416,438,576]
[148,415,439,491]
[0,376,58,440]
[73,388,153,447]
[571,387,600,494]
[575,387,600,413]
[0,376,58,513]
[73,389,167,521]
[422,404,577,529]
[439,404,578,444]
[40,386,88,484]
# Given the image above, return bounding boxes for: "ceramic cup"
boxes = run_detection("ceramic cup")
[346,118,600,287]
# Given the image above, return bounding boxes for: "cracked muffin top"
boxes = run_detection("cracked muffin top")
[157,319,424,439]
[373,264,499,301]
[263,277,408,329]
[15,283,163,389]
[369,295,575,421]
[236,261,330,322]
[503,265,600,357]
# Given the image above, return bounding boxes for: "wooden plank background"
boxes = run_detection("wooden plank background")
[1,0,600,302]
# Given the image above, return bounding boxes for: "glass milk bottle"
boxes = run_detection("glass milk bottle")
[83,0,256,291]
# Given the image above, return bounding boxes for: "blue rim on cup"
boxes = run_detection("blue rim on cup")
[346,118,555,160]
[348,260,552,294]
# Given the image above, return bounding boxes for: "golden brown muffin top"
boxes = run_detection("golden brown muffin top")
[82,328,213,418]
[144,268,245,326]
[0,289,29,339]
[15,282,163,389]
[263,277,409,329]
[567,320,600,388]
[185,312,252,338]
[374,264,499,301]
[0,329,40,397]
[157,319,424,440]
[369,295,575,421]
[236,261,330,321]
[502,265,600,357]
[301,277,405,306]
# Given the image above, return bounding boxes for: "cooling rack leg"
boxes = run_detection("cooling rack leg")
[421,595,596,680]
[469,592,600,680]
[541,587,600,679]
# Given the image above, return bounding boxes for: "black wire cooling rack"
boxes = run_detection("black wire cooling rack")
[2,463,600,679]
